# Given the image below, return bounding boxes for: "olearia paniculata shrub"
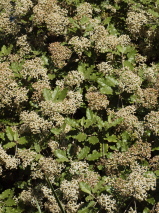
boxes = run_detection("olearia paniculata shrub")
[1,0,159,212]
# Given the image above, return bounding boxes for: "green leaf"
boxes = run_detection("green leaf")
[146,197,155,205]
[6,127,14,141]
[78,146,90,160]
[143,207,150,213]
[57,88,68,101]
[51,127,61,135]
[13,132,19,141]
[108,118,123,128]
[92,180,106,194]
[48,74,55,80]
[107,24,118,35]
[80,16,89,25]
[35,154,43,161]
[85,195,94,202]
[85,50,92,57]
[77,201,96,213]
[87,150,101,161]
[41,55,49,65]
[18,137,28,145]
[51,87,59,101]
[109,145,118,150]
[34,143,41,153]
[100,143,108,156]
[0,189,13,199]
[105,76,118,87]
[78,63,94,80]
[86,108,94,120]
[20,19,27,24]
[152,146,159,151]
[97,78,106,87]
[79,182,92,195]
[3,142,16,150]
[100,85,113,95]
[0,132,5,140]
[74,133,87,142]
[69,17,80,28]
[103,17,112,25]
[116,45,127,53]
[5,198,16,206]
[43,88,52,101]
[105,134,117,142]
[1,45,13,56]
[5,206,24,213]
[88,136,99,145]
[10,62,23,73]
[127,49,136,63]
[43,87,67,102]
[123,61,133,70]
[65,117,79,128]
[54,149,69,162]
[154,170,159,176]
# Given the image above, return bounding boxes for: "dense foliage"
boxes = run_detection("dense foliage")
[1,0,159,212]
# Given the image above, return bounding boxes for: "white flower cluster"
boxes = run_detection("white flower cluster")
[126,10,148,36]
[86,91,109,110]
[0,12,18,35]
[0,0,12,13]
[128,207,137,213]
[17,149,37,168]
[104,4,117,13]
[127,163,156,201]
[48,140,59,153]
[144,111,159,135]
[19,188,37,207]
[97,62,114,76]
[0,145,19,169]
[30,162,44,180]
[33,0,69,36]
[40,90,83,115]
[64,70,84,87]
[42,186,61,213]
[48,42,72,68]
[65,200,83,213]
[91,26,131,53]
[20,111,53,134]
[0,62,28,108]
[113,163,156,201]
[109,105,144,136]
[20,57,48,80]
[32,79,51,102]
[69,161,89,175]
[136,88,158,109]
[16,35,32,56]
[69,36,91,56]
[143,65,158,84]
[72,2,101,32]
[14,0,33,16]
[60,179,79,201]
[118,34,131,46]
[135,53,147,64]
[119,68,142,93]
[97,193,116,212]
[39,157,65,183]
[79,170,100,187]
[76,2,93,19]
[1,82,28,108]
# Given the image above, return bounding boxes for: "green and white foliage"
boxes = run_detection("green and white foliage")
[0,0,159,212]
